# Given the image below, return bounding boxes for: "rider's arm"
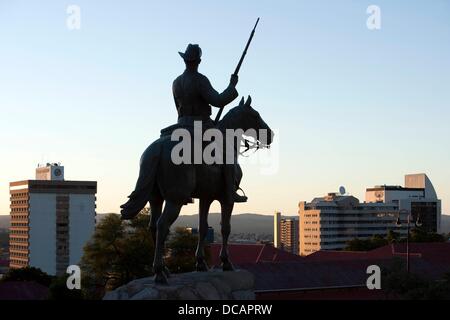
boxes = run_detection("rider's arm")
[172,80,180,116]
[199,75,238,108]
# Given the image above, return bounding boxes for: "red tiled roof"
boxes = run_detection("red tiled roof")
[243,259,391,291]
[304,246,392,262]
[231,242,450,293]
[247,257,450,292]
[389,242,450,263]
[0,281,49,300]
[208,243,303,266]
[305,242,450,263]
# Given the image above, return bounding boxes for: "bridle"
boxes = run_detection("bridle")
[240,137,270,157]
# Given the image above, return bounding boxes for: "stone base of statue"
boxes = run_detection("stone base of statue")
[103,269,255,300]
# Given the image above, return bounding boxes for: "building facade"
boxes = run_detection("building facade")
[299,174,441,256]
[280,218,299,255]
[365,173,441,233]
[273,212,281,248]
[273,212,299,255]
[9,164,97,275]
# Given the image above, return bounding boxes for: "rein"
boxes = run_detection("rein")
[240,137,270,157]
[218,106,270,157]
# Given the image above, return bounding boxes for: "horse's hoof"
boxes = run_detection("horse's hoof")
[221,261,235,272]
[154,272,168,285]
[196,260,209,272]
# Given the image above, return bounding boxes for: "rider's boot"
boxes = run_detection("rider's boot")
[224,165,247,203]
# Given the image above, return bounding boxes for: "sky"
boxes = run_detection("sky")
[0,0,449,216]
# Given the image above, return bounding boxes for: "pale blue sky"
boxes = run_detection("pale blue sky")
[0,0,449,216]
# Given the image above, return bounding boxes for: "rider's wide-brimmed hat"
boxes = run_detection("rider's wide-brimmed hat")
[178,44,202,62]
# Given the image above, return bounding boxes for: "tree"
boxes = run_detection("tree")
[409,227,446,243]
[80,210,154,299]
[165,227,199,273]
[81,210,214,299]
[48,274,84,300]
[382,259,450,300]
[387,230,400,243]
[344,235,388,251]
[344,238,369,251]
[344,228,446,252]
[165,227,211,274]
[1,267,53,287]
[0,230,9,252]
[371,234,389,248]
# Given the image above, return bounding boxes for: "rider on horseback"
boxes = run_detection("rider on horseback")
[120,44,248,220]
[173,44,247,203]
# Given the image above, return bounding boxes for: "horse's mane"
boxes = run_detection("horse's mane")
[217,106,240,131]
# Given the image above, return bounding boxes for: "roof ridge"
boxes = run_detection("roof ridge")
[255,244,266,263]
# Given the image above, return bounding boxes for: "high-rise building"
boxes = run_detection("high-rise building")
[280,218,299,255]
[299,173,441,256]
[273,211,281,248]
[273,212,299,255]
[9,163,97,275]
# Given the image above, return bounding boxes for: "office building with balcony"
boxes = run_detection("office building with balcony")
[298,174,441,256]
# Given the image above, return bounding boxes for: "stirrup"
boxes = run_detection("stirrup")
[237,188,247,197]
[234,188,248,203]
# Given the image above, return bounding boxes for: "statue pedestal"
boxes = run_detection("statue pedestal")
[103,269,255,300]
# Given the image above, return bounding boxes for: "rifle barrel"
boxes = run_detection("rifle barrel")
[215,18,260,125]
[233,17,260,76]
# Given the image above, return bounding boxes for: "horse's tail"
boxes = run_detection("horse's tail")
[120,140,162,220]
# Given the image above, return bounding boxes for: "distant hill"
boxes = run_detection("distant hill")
[97,212,279,236]
[0,216,9,229]
[99,213,450,235]
[1,212,287,235]
[3,213,449,235]
[173,213,277,235]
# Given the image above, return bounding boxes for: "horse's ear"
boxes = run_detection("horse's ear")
[245,95,252,108]
[239,97,245,107]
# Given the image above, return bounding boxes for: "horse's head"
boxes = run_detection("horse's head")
[222,96,274,148]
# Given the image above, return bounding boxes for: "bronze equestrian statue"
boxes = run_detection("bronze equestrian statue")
[173,44,248,204]
[120,20,272,284]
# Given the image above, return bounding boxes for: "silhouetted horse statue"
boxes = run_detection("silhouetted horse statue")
[120,96,274,284]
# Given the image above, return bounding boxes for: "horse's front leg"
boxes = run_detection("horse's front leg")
[219,200,235,271]
[195,198,213,271]
[153,201,183,284]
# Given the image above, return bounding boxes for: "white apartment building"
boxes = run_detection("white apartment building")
[9,164,97,275]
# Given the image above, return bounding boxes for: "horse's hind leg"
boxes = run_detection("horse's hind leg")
[153,200,183,284]
[219,201,235,271]
[149,196,171,277]
[149,197,163,246]
[195,198,213,272]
